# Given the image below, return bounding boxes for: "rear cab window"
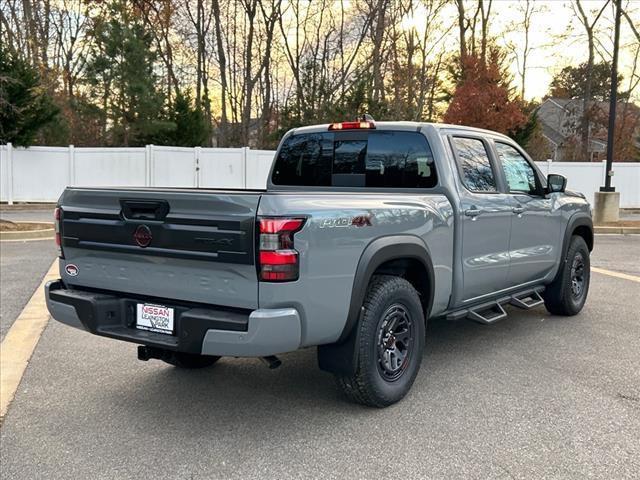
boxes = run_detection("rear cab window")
[272,130,438,189]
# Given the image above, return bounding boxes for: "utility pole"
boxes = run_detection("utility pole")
[601,0,622,192]
[593,0,622,223]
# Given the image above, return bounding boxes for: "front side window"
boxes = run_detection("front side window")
[451,137,497,192]
[495,142,539,195]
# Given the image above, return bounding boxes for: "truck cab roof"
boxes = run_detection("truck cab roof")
[290,121,514,143]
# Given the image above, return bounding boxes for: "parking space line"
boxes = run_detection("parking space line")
[592,267,640,283]
[0,260,58,421]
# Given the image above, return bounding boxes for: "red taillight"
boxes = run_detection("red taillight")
[258,217,305,282]
[259,218,304,234]
[329,121,375,131]
[54,207,63,257]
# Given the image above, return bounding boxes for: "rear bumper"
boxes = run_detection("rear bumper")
[45,280,301,357]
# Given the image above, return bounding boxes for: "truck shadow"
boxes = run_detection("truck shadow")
[102,304,572,434]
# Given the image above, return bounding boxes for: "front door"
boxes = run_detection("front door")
[493,141,563,286]
[450,136,513,303]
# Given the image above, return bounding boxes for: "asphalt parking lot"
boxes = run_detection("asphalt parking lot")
[0,241,57,341]
[0,233,638,479]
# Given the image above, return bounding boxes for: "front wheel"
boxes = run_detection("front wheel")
[544,235,590,316]
[336,275,425,408]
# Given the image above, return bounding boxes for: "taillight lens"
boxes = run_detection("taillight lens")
[54,207,63,258]
[258,217,305,281]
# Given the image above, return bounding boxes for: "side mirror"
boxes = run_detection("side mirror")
[547,174,566,193]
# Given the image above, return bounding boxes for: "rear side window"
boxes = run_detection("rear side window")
[271,131,437,188]
[451,137,497,192]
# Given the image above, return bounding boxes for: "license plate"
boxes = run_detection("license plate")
[136,303,174,335]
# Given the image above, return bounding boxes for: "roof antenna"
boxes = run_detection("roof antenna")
[358,113,375,122]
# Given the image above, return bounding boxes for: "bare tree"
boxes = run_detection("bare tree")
[136,0,180,105]
[0,1,26,53]
[184,0,214,127]
[574,0,610,160]
[3,0,637,150]
[507,0,544,99]
[370,0,388,105]
[478,0,492,65]
[455,0,493,69]
[456,0,467,64]
[211,0,229,145]
[382,0,450,120]
[277,0,373,123]
[50,0,91,99]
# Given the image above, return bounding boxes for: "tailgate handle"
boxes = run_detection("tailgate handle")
[120,200,169,221]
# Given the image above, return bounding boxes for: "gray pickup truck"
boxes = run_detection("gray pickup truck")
[46,120,593,407]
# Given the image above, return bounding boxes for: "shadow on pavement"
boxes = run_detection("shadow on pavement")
[95,304,564,428]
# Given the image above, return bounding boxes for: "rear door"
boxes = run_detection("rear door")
[59,188,261,309]
[449,135,513,303]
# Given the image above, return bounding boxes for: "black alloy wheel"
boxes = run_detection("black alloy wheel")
[377,303,414,382]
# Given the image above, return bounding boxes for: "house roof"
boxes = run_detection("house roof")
[537,97,640,151]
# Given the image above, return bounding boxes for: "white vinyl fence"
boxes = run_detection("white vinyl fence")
[1,143,639,207]
[0,144,275,204]
[535,160,640,208]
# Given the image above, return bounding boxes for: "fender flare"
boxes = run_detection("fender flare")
[551,212,593,283]
[318,236,434,376]
[561,212,594,259]
[339,235,435,343]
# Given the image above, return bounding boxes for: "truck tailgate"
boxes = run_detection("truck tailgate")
[58,187,261,309]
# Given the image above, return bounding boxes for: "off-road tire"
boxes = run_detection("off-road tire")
[544,235,590,316]
[164,352,221,369]
[336,275,425,408]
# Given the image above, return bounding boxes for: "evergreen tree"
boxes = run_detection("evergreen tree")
[511,101,540,148]
[163,91,209,147]
[0,47,59,146]
[85,1,172,146]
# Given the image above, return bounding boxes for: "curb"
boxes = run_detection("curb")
[594,226,640,234]
[0,222,54,241]
[0,203,56,211]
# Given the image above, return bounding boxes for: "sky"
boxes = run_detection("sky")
[403,0,640,102]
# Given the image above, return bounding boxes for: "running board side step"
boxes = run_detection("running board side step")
[510,290,544,309]
[445,287,546,325]
[467,302,507,324]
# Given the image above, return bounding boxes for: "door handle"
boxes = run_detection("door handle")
[464,208,482,218]
[512,206,525,215]
[120,199,170,221]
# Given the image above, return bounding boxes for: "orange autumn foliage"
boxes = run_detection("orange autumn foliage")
[444,52,527,136]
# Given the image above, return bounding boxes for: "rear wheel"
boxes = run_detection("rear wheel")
[164,352,221,369]
[544,235,590,316]
[336,275,425,408]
